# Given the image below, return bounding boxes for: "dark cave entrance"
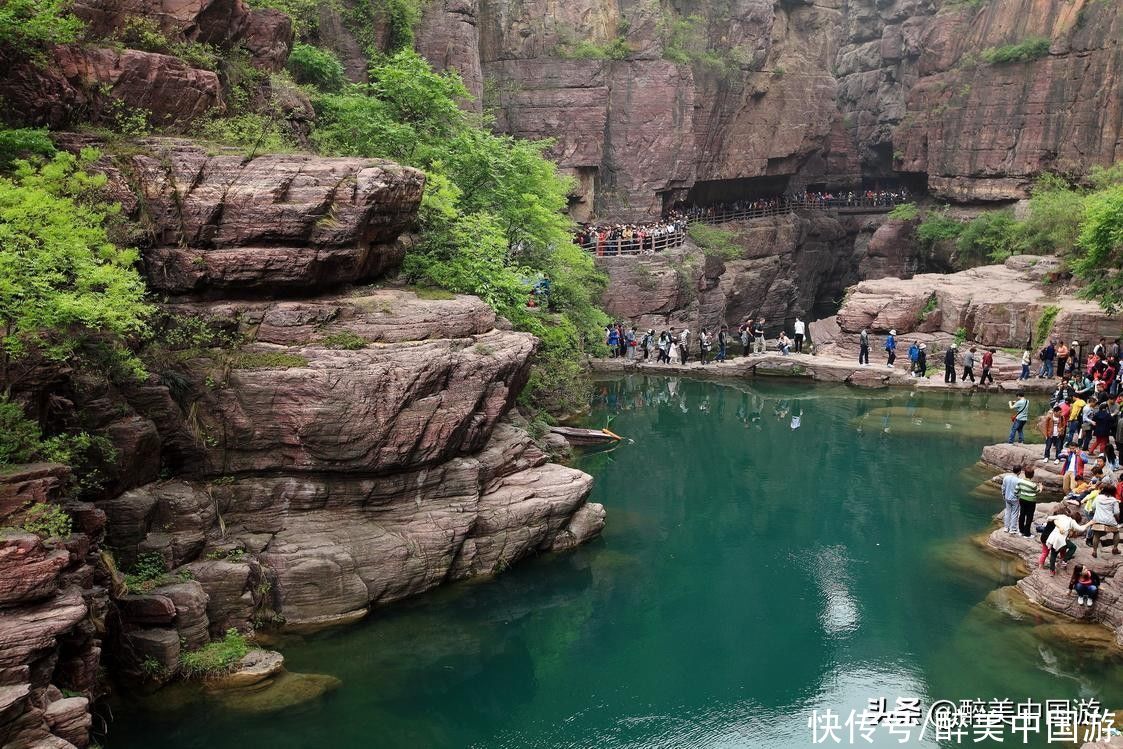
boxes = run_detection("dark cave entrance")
[677,175,793,210]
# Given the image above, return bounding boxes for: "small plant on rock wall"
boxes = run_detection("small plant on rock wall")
[19,502,71,539]
[954,327,968,345]
[140,657,165,678]
[320,331,367,350]
[179,628,250,678]
[123,551,169,593]
[888,202,919,221]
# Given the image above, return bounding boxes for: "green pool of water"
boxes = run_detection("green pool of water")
[107,378,1120,748]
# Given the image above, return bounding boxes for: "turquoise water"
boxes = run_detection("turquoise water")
[107,377,1122,748]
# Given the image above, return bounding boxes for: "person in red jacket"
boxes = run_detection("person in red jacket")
[979,348,996,386]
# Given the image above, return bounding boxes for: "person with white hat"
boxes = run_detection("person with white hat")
[885,329,897,367]
[944,343,957,383]
[916,343,928,378]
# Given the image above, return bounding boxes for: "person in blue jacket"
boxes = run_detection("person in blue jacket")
[885,329,897,368]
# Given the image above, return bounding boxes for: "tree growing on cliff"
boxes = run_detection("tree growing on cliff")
[0,149,150,394]
[1073,183,1123,312]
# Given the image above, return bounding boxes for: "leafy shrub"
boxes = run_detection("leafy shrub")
[0,128,56,170]
[179,628,250,677]
[320,331,366,350]
[195,113,296,155]
[287,43,346,91]
[916,210,963,248]
[954,327,968,345]
[688,223,742,260]
[556,37,630,60]
[20,503,71,538]
[1073,183,1123,311]
[115,16,219,70]
[955,210,1018,265]
[1014,174,1084,256]
[0,399,46,465]
[0,150,150,393]
[0,0,82,52]
[888,202,919,221]
[981,38,1050,64]
[246,0,321,37]
[230,351,309,369]
[124,551,168,593]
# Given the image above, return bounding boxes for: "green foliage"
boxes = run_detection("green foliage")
[981,37,1050,64]
[0,129,56,170]
[688,223,742,260]
[124,551,168,593]
[556,37,630,61]
[1073,183,1123,311]
[658,13,738,76]
[287,43,346,91]
[955,210,1018,265]
[140,657,165,678]
[1014,173,1085,257]
[954,327,968,345]
[246,0,322,38]
[407,285,455,300]
[1035,305,1060,347]
[114,16,220,70]
[230,351,309,369]
[310,50,607,412]
[20,503,71,538]
[319,331,366,349]
[0,397,117,495]
[0,0,82,53]
[179,628,250,678]
[0,150,151,393]
[195,113,296,156]
[916,209,963,248]
[918,294,938,322]
[888,202,919,221]
[0,399,44,464]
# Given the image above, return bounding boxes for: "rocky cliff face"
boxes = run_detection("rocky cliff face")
[0,136,604,747]
[407,0,1121,218]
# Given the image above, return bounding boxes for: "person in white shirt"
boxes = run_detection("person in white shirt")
[1043,507,1091,573]
[1090,484,1121,558]
[793,317,806,353]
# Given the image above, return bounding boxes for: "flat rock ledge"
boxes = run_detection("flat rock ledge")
[592,353,1056,393]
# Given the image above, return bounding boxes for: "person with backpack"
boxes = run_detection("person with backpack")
[859,329,870,366]
[885,329,897,367]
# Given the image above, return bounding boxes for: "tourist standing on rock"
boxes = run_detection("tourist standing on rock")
[962,346,977,383]
[1040,339,1056,379]
[885,329,897,367]
[1060,441,1087,495]
[1016,465,1043,537]
[979,349,996,386]
[859,329,870,366]
[1056,341,1070,378]
[1042,405,1067,463]
[1008,392,1030,444]
[944,344,957,383]
[1070,564,1101,608]
[1020,349,1032,380]
[717,325,729,362]
[752,318,766,354]
[1043,505,1091,573]
[907,341,920,375]
[625,326,637,359]
[1089,484,1121,558]
[1068,341,1081,378]
[1001,464,1024,534]
[679,328,691,365]
[698,329,711,365]
[793,317,806,353]
[1079,397,1098,451]
[739,324,750,357]
[915,344,928,378]
[1091,401,1116,456]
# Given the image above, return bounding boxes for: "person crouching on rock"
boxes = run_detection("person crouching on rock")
[1043,505,1092,574]
[1089,483,1121,558]
[1069,564,1101,608]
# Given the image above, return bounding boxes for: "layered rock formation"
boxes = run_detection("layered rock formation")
[810,255,1123,355]
[0,137,604,746]
[405,0,1122,218]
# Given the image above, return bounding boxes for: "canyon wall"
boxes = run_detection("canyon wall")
[410,0,1122,219]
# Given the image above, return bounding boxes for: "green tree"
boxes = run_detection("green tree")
[0,150,150,394]
[311,50,608,412]
[0,0,82,52]
[287,43,346,91]
[955,210,1018,265]
[1073,184,1123,311]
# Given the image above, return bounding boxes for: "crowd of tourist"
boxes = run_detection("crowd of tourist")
[604,317,808,364]
[994,337,1123,610]
[574,214,688,256]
